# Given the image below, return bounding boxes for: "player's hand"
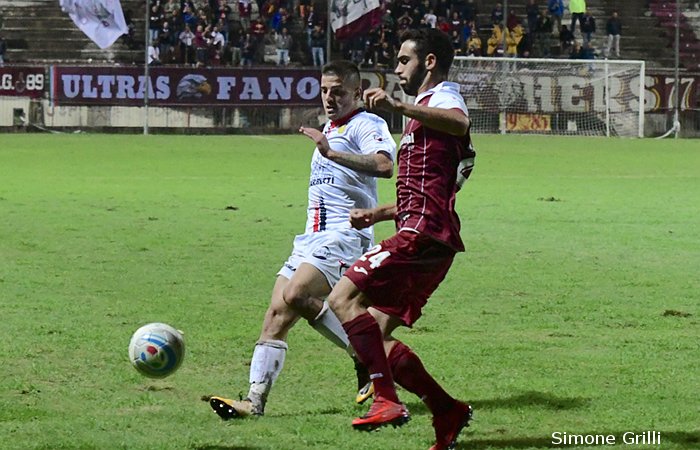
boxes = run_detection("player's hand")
[299,126,331,157]
[349,208,375,229]
[362,88,398,113]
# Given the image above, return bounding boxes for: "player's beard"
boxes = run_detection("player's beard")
[401,61,428,97]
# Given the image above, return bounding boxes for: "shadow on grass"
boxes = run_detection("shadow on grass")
[192,446,261,450]
[471,390,591,410]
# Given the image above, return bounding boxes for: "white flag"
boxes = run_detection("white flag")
[59,0,128,49]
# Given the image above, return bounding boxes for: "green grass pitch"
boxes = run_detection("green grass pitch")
[0,133,698,449]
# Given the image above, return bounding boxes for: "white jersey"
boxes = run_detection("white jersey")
[306,109,396,241]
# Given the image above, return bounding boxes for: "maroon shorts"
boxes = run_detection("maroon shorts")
[344,230,455,326]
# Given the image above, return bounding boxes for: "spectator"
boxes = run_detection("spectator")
[382,9,397,31]
[182,4,199,31]
[397,10,414,31]
[580,9,596,46]
[310,24,325,67]
[605,11,622,58]
[0,35,6,66]
[149,4,164,43]
[570,40,594,60]
[437,16,451,35]
[450,29,464,55]
[179,25,196,65]
[466,28,482,56]
[194,24,209,66]
[299,0,311,20]
[547,0,564,36]
[251,19,267,64]
[238,0,252,30]
[506,24,523,56]
[210,25,226,65]
[375,39,395,68]
[270,6,286,34]
[506,10,519,31]
[275,27,293,66]
[424,8,437,28]
[517,25,533,57]
[461,0,478,25]
[159,21,176,63]
[240,32,255,66]
[534,10,553,57]
[491,2,504,25]
[148,39,162,65]
[487,23,505,56]
[559,24,574,54]
[525,0,539,35]
[229,24,243,66]
[162,0,179,17]
[449,11,463,35]
[569,0,586,35]
[306,5,318,47]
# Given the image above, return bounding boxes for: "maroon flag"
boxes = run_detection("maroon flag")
[330,0,383,40]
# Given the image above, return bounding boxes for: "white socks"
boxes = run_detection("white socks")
[309,301,354,356]
[247,339,288,414]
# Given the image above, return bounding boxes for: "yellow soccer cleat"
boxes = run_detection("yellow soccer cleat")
[355,381,374,405]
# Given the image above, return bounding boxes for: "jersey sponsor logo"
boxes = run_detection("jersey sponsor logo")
[399,132,414,148]
[309,176,335,186]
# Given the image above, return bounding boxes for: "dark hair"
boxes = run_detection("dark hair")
[399,28,454,75]
[321,60,361,87]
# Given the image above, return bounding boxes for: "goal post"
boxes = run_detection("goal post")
[450,56,646,138]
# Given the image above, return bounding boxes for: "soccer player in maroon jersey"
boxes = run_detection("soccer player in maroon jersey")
[327,28,476,450]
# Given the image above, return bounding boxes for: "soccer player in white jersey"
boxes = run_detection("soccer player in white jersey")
[206,60,396,419]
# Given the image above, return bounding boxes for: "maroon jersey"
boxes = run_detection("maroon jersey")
[395,82,475,252]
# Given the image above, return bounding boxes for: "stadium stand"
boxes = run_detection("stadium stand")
[0,0,325,65]
[649,0,700,70]
[0,0,697,70]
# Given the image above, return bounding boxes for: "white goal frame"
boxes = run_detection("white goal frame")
[449,56,646,138]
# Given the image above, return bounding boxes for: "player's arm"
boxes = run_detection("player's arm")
[299,126,394,178]
[363,88,470,136]
[350,203,397,229]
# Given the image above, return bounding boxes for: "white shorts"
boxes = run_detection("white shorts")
[278,229,372,288]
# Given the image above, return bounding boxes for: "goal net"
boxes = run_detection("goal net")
[450,57,645,137]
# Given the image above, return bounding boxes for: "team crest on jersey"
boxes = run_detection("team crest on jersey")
[337,125,347,134]
[399,132,414,148]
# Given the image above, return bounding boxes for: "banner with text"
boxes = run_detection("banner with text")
[51,67,325,106]
[48,66,699,110]
[0,67,46,98]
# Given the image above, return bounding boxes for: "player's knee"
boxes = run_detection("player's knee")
[326,291,350,318]
[281,282,308,310]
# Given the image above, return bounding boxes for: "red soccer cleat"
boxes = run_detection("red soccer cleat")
[429,401,473,450]
[351,396,410,431]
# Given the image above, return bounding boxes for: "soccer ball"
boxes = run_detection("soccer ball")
[128,323,185,378]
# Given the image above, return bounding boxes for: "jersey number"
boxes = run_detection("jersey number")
[354,244,391,275]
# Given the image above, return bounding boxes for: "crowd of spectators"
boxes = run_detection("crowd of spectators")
[125,0,622,68]
[339,0,623,68]
[130,0,329,67]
